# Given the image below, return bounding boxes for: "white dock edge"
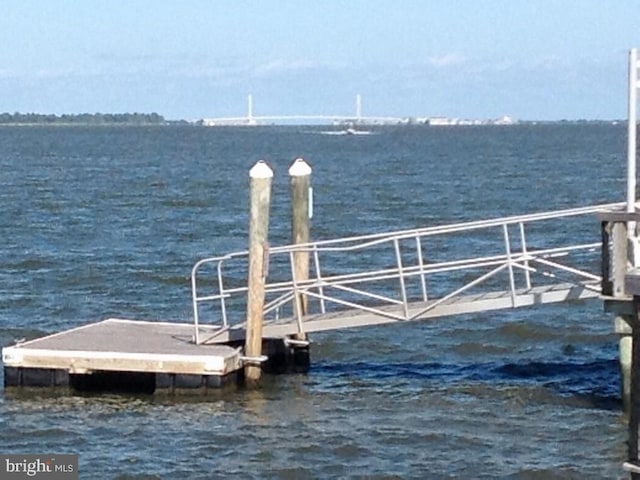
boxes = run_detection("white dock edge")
[2,318,242,376]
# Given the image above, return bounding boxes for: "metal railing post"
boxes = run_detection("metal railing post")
[217,261,229,327]
[518,222,531,290]
[191,267,201,345]
[503,224,517,306]
[313,245,326,313]
[416,236,428,301]
[394,238,410,318]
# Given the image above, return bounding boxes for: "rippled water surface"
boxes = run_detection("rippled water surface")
[0,124,630,478]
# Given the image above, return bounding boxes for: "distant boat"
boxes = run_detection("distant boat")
[344,127,372,135]
[315,125,374,136]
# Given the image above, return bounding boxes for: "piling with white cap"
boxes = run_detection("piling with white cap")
[289,158,312,326]
[244,160,273,384]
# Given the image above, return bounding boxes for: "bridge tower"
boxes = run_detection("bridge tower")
[247,94,256,125]
[355,94,362,122]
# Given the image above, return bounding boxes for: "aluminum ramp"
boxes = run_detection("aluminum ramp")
[197,282,600,343]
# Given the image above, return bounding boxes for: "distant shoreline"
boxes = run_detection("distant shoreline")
[0,112,624,127]
[0,112,186,126]
[0,122,188,127]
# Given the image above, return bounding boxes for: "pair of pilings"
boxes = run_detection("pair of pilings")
[606,212,640,476]
[600,213,640,477]
[600,212,639,414]
[244,158,311,386]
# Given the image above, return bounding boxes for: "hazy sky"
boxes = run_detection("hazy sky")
[1,1,639,120]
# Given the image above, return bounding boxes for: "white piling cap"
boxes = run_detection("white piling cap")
[288,157,312,176]
[249,160,274,178]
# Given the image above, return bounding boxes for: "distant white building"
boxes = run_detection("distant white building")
[428,116,458,126]
[457,119,484,126]
[427,115,517,126]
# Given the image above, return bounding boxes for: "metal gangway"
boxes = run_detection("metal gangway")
[190,202,626,345]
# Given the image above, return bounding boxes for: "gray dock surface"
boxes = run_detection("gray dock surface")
[2,319,241,376]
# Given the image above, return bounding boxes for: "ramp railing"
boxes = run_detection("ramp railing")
[191,202,624,344]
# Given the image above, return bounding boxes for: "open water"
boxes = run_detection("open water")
[0,124,631,478]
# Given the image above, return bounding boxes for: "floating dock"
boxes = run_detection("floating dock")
[2,318,308,393]
[2,283,599,393]
[3,319,245,393]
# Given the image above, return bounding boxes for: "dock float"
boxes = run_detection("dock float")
[2,319,303,393]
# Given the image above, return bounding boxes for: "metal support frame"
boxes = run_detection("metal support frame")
[629,48,638,216]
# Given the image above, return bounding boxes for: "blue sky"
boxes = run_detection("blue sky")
[0,1,639,120]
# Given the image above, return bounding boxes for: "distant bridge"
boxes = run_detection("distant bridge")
[200,94,406,126]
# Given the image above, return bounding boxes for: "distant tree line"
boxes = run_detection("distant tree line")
[0,112,169,125]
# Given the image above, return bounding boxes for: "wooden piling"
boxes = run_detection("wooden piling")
[244,160,273,385]
[625,271,640,477]
[289,158,312,321]
[600,213,636,411]
[620,318,634,412]
[627,296,640,478]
